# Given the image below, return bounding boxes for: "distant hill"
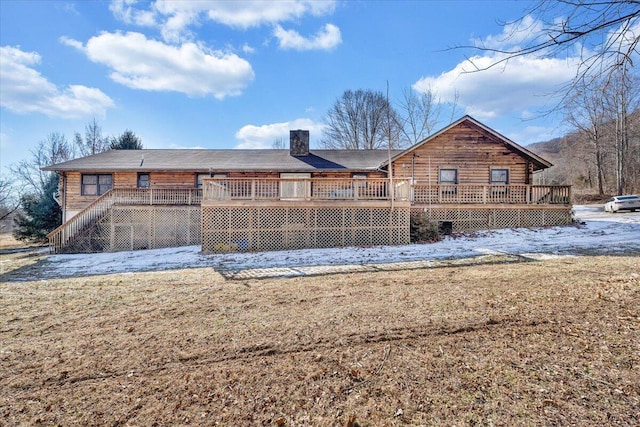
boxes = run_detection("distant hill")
[526,110,639,196]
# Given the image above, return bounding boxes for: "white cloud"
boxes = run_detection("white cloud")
[111,0,337,42]
[234,118,325,149]
[274,23,341,51]
[59,36,83,50]
[65,32,254,98]
[474,15,544,51]
[414,44,580,119]
[168,143,207,150]
[0,45,114,119]
[603,19,640,68]
[110,0,157,27]
[241,43,255,54]
[509,125,562,146]
[201,0,336,28]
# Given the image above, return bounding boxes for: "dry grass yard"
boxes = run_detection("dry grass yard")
[1,252,639,426]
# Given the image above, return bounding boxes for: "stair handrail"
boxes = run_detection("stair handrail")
[47,189,117,253]
[47,188,203,252]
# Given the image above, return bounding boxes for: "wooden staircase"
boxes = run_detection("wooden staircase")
[47,188,202,253]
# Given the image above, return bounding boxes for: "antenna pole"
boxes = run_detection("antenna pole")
[387,80,394,211]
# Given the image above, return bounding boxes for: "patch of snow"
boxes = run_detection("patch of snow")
[32,205,640,279]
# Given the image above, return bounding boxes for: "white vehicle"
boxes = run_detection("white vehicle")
[604,195,640,212]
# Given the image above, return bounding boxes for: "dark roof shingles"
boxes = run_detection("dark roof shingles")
[43,149,402,172]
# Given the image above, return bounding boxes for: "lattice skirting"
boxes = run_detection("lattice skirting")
[61,206,201,253]
[202,206,410,253]
[58,204,570,254]
[411,207,573,231]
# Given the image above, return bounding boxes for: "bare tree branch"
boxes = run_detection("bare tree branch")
[0,175,21,222]
[322,89,401,149]
[10,133,73,196]
[458,0,639,85]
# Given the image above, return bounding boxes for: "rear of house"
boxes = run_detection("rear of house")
[43,116,572,253]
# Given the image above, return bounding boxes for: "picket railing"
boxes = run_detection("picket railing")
[48,182,570,252]
[202,177,412,202]
[412,184,571,205]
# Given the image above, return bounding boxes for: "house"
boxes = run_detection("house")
[43,116,571,253]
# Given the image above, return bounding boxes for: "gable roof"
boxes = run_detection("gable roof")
[43,149,402,173]
[381,115,552,170]
[43,116,552,173]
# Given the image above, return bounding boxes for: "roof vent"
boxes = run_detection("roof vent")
[290,130,309,157]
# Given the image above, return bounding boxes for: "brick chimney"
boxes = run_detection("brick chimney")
[289,130,309,157]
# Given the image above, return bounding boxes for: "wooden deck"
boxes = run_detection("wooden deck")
[47,188,201,253]
[202,177,411,204]
[412,184,571,205]
[48,179,572,253]
[201,178,570,206]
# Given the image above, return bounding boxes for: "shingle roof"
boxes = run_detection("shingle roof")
[43,149,402,172]
[42,116,553,173]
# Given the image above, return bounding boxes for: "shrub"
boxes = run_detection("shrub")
[410,212,440,243]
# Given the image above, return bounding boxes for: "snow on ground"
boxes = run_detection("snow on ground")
[34,205,640,279]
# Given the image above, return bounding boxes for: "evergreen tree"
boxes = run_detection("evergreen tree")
[110,130,143,149]
[13,174,62,243]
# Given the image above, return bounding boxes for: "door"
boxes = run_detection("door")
[280,173,311,199]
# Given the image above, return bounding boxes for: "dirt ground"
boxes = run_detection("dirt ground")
[1,252,639,426]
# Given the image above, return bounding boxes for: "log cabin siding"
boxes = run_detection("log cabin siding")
[64,171,200,213]
[62,170,389,217]
[391,122,530,185]
[64,172,90,212]
[150,172,201,188]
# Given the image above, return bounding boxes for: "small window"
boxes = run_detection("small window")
[197,173,226,188]
[439,169,458,184]
[82,174,112,196]
[491,169,509,184]
[352,173,367,188]
[137,173,150,189]
[196,173,210,189]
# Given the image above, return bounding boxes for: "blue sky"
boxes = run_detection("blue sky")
[1,0,586,174]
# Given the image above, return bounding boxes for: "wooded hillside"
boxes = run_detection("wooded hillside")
[529,110,640,197]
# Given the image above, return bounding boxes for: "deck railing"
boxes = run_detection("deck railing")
[202,177,412,202]
[412,184,571,205]
[47,188,201,253]
[48,182,570,252]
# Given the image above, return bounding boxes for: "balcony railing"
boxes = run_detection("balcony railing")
[202,177,412,202]
[48,182,570,253]
[412,184,571,205]
[202,179,570,205]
